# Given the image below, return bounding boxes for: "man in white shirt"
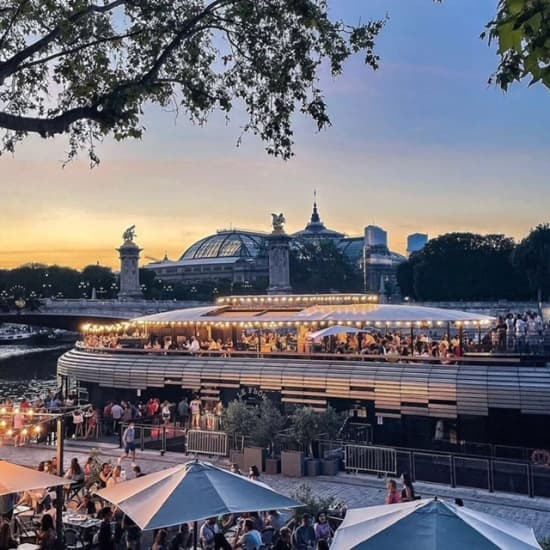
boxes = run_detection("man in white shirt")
[188,336,200,354]
[199,517,219,550]
[111,402,123,434]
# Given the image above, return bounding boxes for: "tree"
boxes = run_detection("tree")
[81,264,116,293]
[481,0,550,91]
[289,405,341,457]
[512,224,550,302]
[397,232,529,301]
[222,399,257,446]
[290,240,362,293]
[249,399,285,457]
[0,0,384,164]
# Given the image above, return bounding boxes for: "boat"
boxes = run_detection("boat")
[0,326,39,345]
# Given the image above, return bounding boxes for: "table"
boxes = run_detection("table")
[62,513,101,530]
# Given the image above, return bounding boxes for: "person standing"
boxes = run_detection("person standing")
[177,397,189,428]
[189,396,202,430]
[120,422,137,465]
[111,402,123,435]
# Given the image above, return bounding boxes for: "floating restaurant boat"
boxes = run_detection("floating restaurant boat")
[58,294,550,449]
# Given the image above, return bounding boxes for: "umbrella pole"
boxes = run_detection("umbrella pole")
[193,520,198,549]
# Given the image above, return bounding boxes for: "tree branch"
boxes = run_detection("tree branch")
[0,0,28,50]
[0,105,121,137]
[0,0,125,81]
[17,30,145,72]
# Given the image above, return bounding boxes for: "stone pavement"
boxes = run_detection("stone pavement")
[1,439,550,542]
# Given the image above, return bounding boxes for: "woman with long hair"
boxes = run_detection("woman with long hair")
[400,472,416,502]
[37,514,56,550]
[385,478,401,504]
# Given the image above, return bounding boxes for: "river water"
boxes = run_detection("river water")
[0,344,72,401]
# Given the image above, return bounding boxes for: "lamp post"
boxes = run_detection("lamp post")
[78,281,90,298]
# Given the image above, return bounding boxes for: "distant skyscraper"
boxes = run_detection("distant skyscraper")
[407,233,428,255]
[365,225,388,248]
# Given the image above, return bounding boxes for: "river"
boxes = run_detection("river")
[0,344,72,401]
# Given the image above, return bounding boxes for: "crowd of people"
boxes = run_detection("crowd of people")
[82,309,550,364]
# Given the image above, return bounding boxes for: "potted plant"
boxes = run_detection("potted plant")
[250,399,285,474]
[289,406,341,477]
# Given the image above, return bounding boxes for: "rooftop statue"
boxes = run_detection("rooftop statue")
[271,213,285,233]
[122,225,136,242]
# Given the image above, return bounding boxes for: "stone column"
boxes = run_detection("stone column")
[267,214,292,295]
[117,236,143,299]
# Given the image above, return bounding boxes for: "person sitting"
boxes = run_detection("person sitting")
[272,527,292,550]
[248,465,260,481]
[169,523,192,550]
[98,463,112,489]
[36,514,56,550]
[64,457,85,499]
[234,518,262,550]
[292,514,315,550]
[199,517,219,550]
[0,521,18,549]
[400,472,417,502]
[152,528,168,550]
[313,511,333,545]
[106,465,123,488]
[75,493,97,516]
[385,479,401,504]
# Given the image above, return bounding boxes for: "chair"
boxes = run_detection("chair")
[64,527,86,549]
[12,509,37,542]
[66,481,85,503]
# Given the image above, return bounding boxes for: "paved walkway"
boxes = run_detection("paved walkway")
[1,439,550,542]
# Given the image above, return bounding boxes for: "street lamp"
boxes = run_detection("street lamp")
[78,281,90,298]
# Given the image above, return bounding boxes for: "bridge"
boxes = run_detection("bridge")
[0,298,206,331]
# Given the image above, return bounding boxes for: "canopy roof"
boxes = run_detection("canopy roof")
[0,460,70,496]
[127,298,494,327]
[97,460,300,530]
[331,499,541,550]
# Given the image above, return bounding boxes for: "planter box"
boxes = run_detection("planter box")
[306,458,320,477]
[264,457,281,475]
[229,449,245,472]
[320,459,338,476]
[243,446,265,473]
[281,450,304,477]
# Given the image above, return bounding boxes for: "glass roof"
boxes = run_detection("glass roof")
[180,231,266,260]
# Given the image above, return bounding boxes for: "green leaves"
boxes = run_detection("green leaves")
[0,0,385,164]
[484,0,550,91]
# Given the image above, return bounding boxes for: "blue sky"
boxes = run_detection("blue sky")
[1,0,548,268]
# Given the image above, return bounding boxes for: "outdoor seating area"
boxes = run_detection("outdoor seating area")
[0,456,544,549]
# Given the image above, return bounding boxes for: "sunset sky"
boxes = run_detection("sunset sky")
[1,0,549,270]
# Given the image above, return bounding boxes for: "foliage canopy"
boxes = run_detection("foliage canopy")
[0,0,384,164]
[396,232,529,301]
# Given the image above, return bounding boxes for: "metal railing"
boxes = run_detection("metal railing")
[186,429,228,456]
[344,444,397,475]
[118,422,229,456]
